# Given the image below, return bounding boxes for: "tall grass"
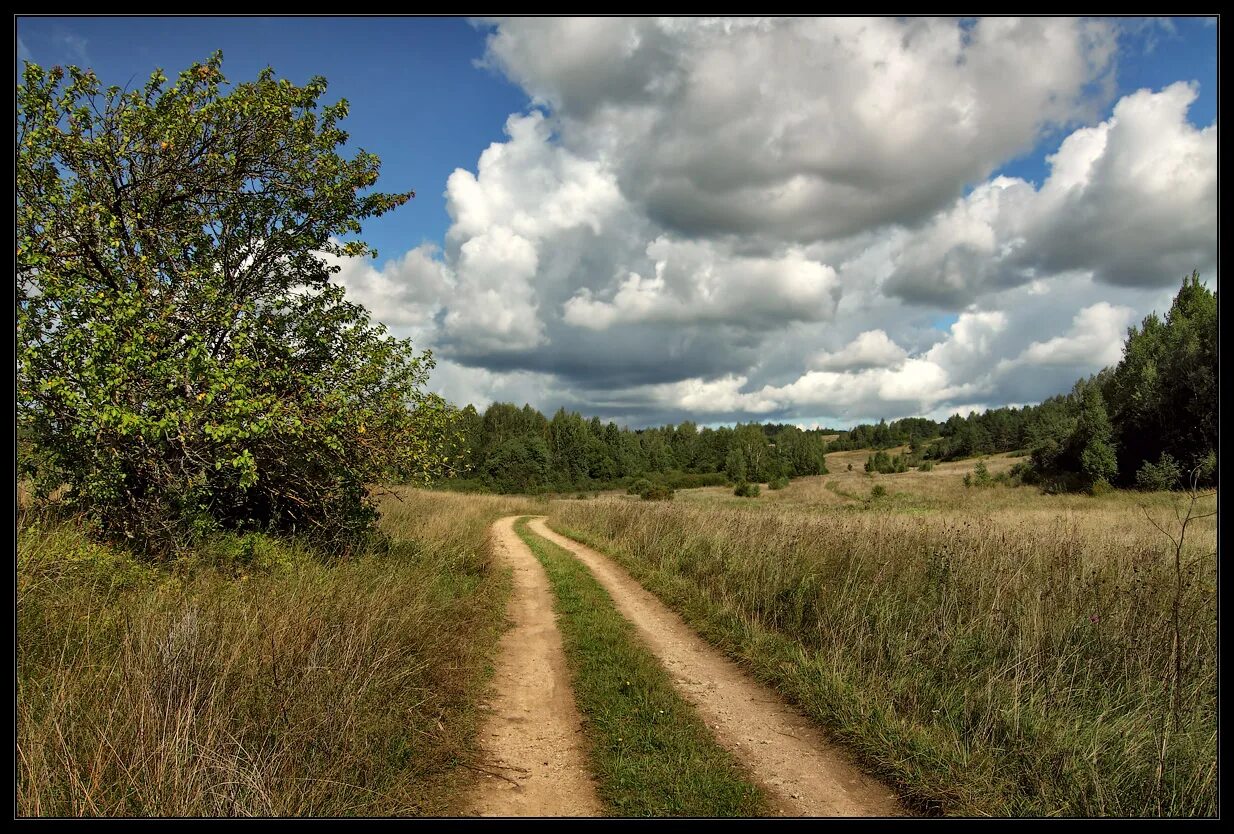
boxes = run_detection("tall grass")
[549,494,1216,817]
[17,488,544,817]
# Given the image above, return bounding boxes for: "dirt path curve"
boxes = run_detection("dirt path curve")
[466,517,602,817]
[528,518,906,818]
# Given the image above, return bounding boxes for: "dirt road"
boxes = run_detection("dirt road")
[527,517,905,817]
[466,517,602,817]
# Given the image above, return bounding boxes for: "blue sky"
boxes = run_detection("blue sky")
[16,17,1219,428]
[17,17,528,257]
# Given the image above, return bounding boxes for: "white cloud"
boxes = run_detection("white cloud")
[331,243,451,332]
[811,330,908,371]
[484,17,1116,241]
[1009,302,1135,368]
[338,19,1214,427]
[885,83,1216,305]
[435,111,627,353]
[657,374,779,415]
[562,238,839,330]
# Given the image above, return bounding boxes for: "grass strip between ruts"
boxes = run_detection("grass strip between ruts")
[513,517,770,818]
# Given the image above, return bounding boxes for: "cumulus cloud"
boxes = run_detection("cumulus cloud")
[1006,302,1135,369]
[331,243,451,332]
[811,330,909,372]
[885,82,1216,305]
[484,17,1117,242]
[1025,82,1217,287]
[562,238,840,330]
[331,18,1214,427]
[437,111,627,354]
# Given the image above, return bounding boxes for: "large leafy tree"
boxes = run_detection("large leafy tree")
[17,53,456,555]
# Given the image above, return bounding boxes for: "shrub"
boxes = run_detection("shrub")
[965,459,994,489]
[641,485,674,501]
[1136,453,1183,492]
[918,460,934,472]
[733,482,760,498]
[768,477,790,491]
[1009,460,1038,485]
[1090,478,1114,496]
[870,484,887,499]
[628,478,672,500]
[865,449,909,474]
[661,471,728,490]
[628,478,654,497]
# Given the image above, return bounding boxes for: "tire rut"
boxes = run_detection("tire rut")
[465,516,602,817]
[528,517,906,818]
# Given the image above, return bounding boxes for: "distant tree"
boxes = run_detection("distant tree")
[483,436,550,494]
[725,446,748,483]
[1076,386,1118,488]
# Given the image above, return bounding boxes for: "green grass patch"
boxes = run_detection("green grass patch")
[513,518,769,818]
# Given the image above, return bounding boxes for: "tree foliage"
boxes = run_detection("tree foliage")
[441,404,829,494]
[17,54,455,555]
[1105,271,1217,485]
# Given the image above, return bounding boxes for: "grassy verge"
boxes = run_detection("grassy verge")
[512,518,769,818]
[17,488,543,817]
[547,498,1216,817]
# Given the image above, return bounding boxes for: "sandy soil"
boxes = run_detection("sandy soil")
[528,517,906,818]
[465,516,602,817]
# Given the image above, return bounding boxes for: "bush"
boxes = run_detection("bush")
[870,484,887,499]
[641,485,674,501]
[661,471,728,490]
[918,460,934,472]
[768,477,789,491]
[733,482,760,498]
[1090,478,1114,496]
[964,459,994,489]
[628,478,672,500]
[1136,453,1183,492]
[1009,460,1038,485]
[865,449,909,474]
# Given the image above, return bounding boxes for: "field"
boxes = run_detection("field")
[548,452,1217,816]
[17,488,545,816]
[17,453,1217,817]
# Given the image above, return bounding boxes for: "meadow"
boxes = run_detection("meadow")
[548,450,1217,816]
[16,451,1217,817]
[17,488,544,816]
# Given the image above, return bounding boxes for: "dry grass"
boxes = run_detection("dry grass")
[17,488,545,817]
[548,474,1216,817]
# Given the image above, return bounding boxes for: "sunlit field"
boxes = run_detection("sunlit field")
[548,460,1217,816]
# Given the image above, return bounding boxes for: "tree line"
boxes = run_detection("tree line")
[439,406,832,494]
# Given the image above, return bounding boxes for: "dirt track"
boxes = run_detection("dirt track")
[465,516,601,817]
[527,517,905,817]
